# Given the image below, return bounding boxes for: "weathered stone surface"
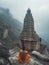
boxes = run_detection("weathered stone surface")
[19,8,40,51]
[12,58,43,65]
[8,47,49,65]
[32,51,49,62]
[9,51,41,65]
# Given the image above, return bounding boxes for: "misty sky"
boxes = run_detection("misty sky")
[0,0,49,43]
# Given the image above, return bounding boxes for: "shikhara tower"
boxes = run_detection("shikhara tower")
[19,8,40,51]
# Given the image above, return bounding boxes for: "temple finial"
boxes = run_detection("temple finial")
[27,8,31,13]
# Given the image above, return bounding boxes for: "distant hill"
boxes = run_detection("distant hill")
[0,7,23,49]
[35,20,49,47]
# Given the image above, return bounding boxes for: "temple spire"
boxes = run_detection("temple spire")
[19,8,40,51]
[24,8,34,31]
[27,8,31,13]
[24,8,33,21]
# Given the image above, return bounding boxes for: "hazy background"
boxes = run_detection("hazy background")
[0,0,49,46]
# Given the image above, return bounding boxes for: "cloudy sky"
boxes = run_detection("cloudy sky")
[0,0,49,44]
[0,0,49,22]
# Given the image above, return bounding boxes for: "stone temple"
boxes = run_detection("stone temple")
[19,8,40,51]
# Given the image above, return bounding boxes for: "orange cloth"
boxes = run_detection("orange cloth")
[17,49,30,63]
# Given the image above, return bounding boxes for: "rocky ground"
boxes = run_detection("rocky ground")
[9,48,49,65]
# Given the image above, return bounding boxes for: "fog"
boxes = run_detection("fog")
[0,0,49,45]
